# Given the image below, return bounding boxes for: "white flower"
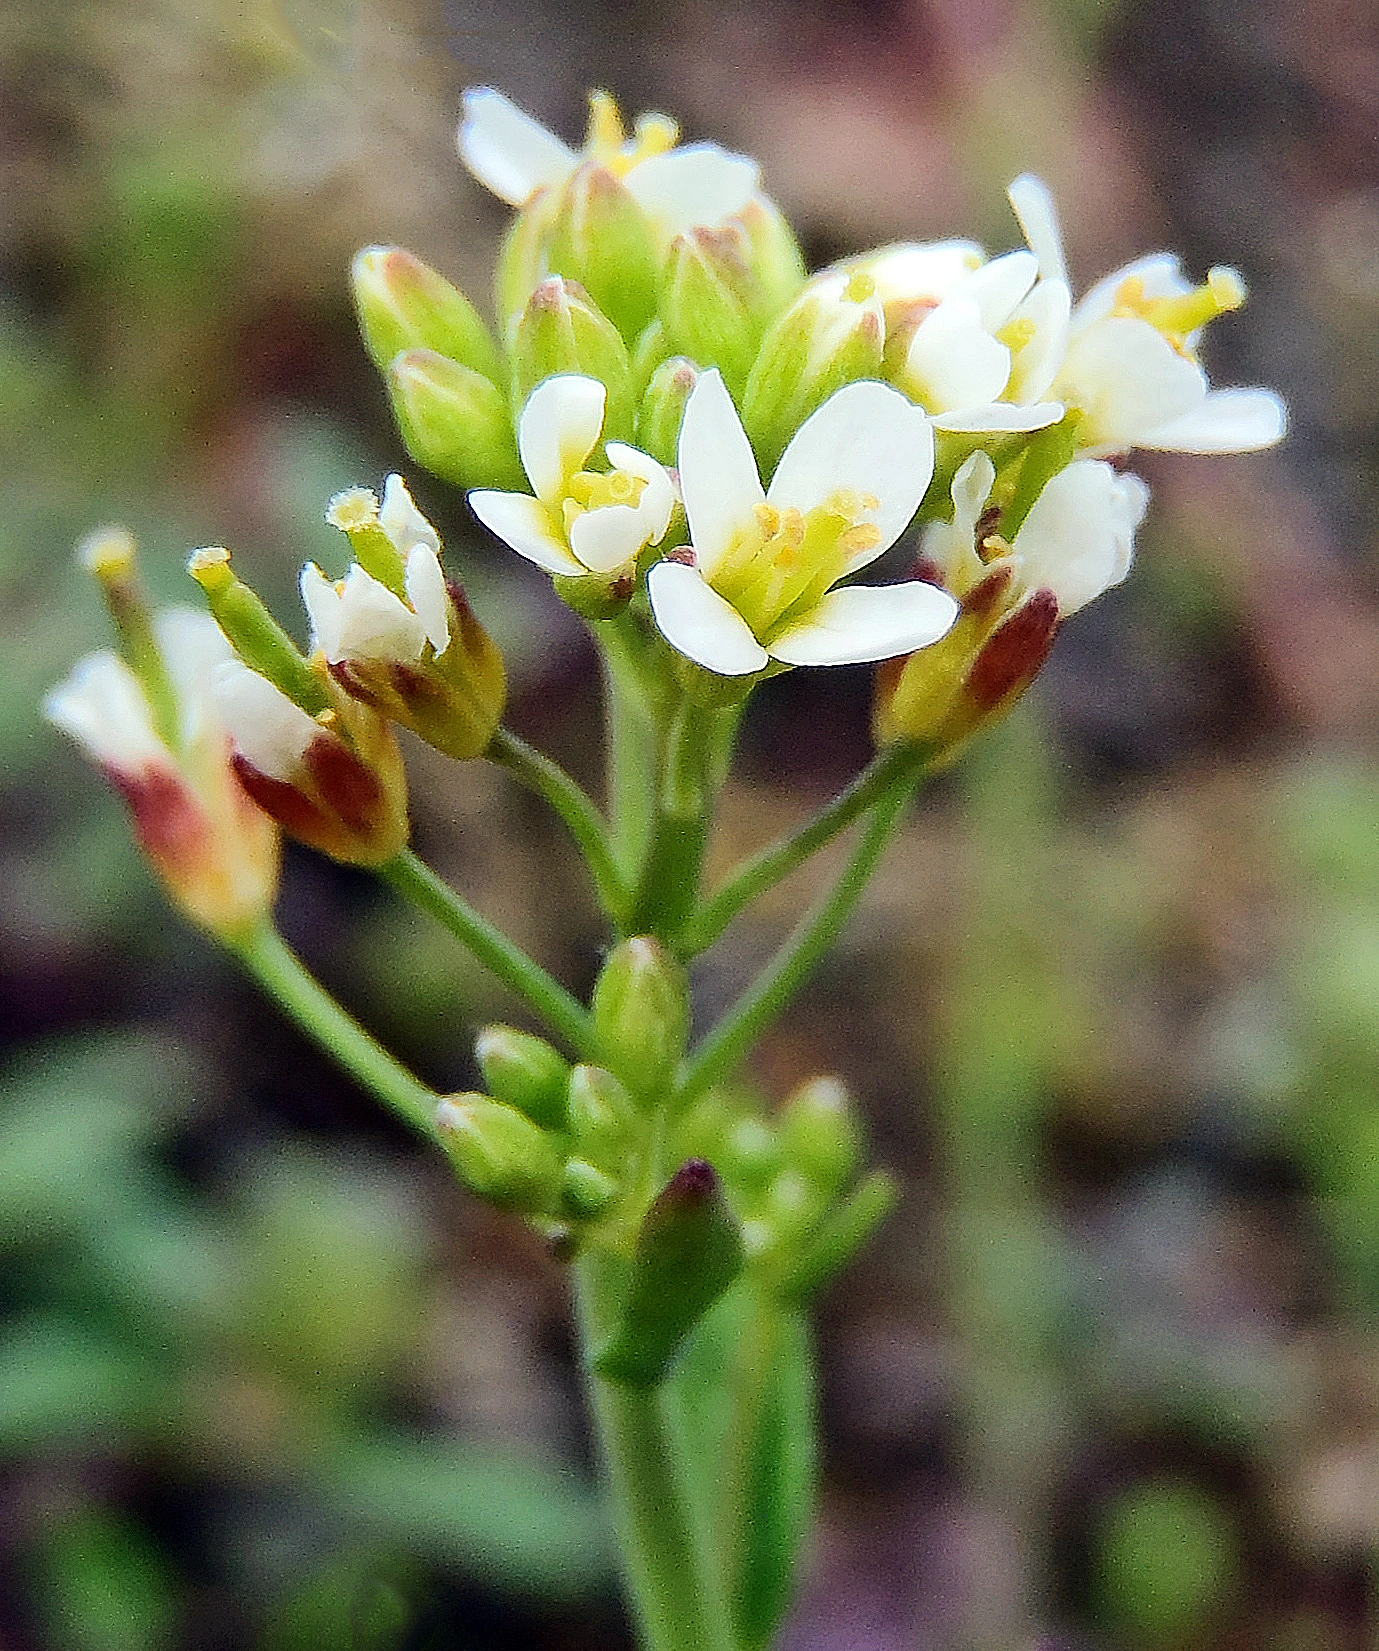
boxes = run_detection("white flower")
[310,475,451,665]
[458,88,761,247]
[646,370,958,675]
[924,450,1149,618]
[1008,174,1287,455]
[468,375,675,582]
[211,659,323,783]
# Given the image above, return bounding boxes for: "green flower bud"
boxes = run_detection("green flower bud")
[509,276,635,442]
[386,350,524,491]
[561,1157,621,1220]
[435,1094,564,1213]
[551,570,636,622]
[780,1169,897,1301]
[636,356,699,468]
[546,163,659,343]
[727,1115,780,1192]
[566,1064,636,1164]
[591,937,690,1098]
[593,1159,745,1387]
[779,1075,862,1203]
[741,268,885,474]
[735,197,808,317]
[494,194,560,338]
[659,228,761,396]
[474,1025,570,1129]
[629,319,674,399]
[351,246,502,384]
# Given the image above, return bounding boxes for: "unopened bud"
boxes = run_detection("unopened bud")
[475,1025,570,1129]
[659,228,762,396]
[726,1115,780,1191]
[561,1157,621,1220]
[741,269,885,473]
[387,351,524,491]
[566,1065,636,1163]
[636,356,699,468]
[545,163,660,341]
[551,569,637,621]
[509,277,635,442]
[592,1159,745,1386]
[591,937,690,1098]
[352,246,502,384]
[436,1093,564,1213]
[779,1075,862,1202]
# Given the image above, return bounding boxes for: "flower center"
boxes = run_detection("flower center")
[711,491,882,640]
[561,467,650,539]
[584,92,679,177]
[1112,266,1245,355]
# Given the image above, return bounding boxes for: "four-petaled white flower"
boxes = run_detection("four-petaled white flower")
[647,370,958,675]
[925,449,1149,618]
[468,375,675,583]
[304,474,452,666]
[1008,175,1287,455]
[459,88,761,250]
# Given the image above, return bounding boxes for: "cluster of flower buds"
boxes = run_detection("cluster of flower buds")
[49,476,508,884]
[352,86,1284,746]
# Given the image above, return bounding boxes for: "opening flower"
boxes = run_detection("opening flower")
[468,374,675,590]
[646,369,958,676]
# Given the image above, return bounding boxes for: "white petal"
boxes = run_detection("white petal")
[1012,459,1149,614]
[920,452,995,592]
[953,250,1038,331]
[457,87,577,207]
[647,561,768,675]
[211,661,319,780]
[905,295,1011,413]
[846,240,984,304]
[1057,316,1207,451]
[569,504,652,574]
[323,564,428,663]
[1072,253,1186,333]
[605,442,677,543]
[1007,175,1069,288]
[952,451,997,534]
[517,374,607,506]
[1136,387,1288,453]
[677,369,764,582]
[301,561,345,660]
[153,608,235,745]
[45,651,167,775]
[379,473,441,557]
[768,380,934,559]
[468,490,583,576]
[1005,278,1071,404]
[405,546,451,654]
[623,144,760,238]
[932,401,1065,433]
[768,582,959,666]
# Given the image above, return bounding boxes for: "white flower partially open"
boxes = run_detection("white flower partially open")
[1007,174,1287,455]
[309,475,451,666]
[923,450,1149,618]
[458,88,761,248]
[468,375,675,583]
[647,370,957,675]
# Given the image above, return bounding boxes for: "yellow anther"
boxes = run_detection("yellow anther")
[978,532,1012,564]
[1113,265,1247,353]
[632,112,679,161]
[325,487,381,533]
[566,467,649,516]
[998,317,1037,352]
[837,523,882,559]
[845,271,877,305]
[585,91,626,161]
[754,503,782,539]
[79,526,138,580]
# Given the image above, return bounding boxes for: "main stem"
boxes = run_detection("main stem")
[575,1252,739,1651]
[228,922,438,1140]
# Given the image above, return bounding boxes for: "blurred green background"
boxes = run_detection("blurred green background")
[5,0,1379,1645]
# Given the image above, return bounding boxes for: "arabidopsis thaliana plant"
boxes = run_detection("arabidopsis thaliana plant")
[469,375,675,583]
[647,369,958,675]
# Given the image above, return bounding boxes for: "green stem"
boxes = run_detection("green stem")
[677,772,918,1107]
[601,611,667,886]
[489,727,629,922]
[575,1251,738,1651]
[676,744,930,957]
[378,849,593,1058]
[228,922,438,1140]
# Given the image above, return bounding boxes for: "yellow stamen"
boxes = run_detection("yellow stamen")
[584,94,680,177]
[1112,265,1247,354]
[837,523,882,560]
[845,271,877,305]
[585,91,626,161]
[979,533,1012,564]
[564,467,650,538]
[998,316,1037,352]
[632,112,679,160]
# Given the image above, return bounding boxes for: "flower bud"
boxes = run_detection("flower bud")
[592,1159,745,1387]
[436,1094,564,1213]
[509,276,635,442]
[352,246,502,384]
[741,268,885,473]
[726,1115,780,1192]
[545,163,660,342]
[659,228,762,396]
[779,1076,862,1203]
[386,350,524,491]
[590,937,690,1098]
[561,1157,621,1220]
[565,1064,637,1163]
[636,356,699,468]
[474,1024,570,1129]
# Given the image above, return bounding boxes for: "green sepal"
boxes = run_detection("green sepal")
[435,1093,564,1213]
[387,351,524,491]
[352,246,502,385]
[637,357,699,469]
[545,163,659,343]
[552,570,635,621]
[590,937,690,1099]
[659,229,760,397]
[509,276,635,442]
[474,1024,571,1129]
[996,410,1082,539]
[592,1159,745,1387]
[561,1157,621,1220]
[565,1065,636,1166]
[778,1075,862,1204]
